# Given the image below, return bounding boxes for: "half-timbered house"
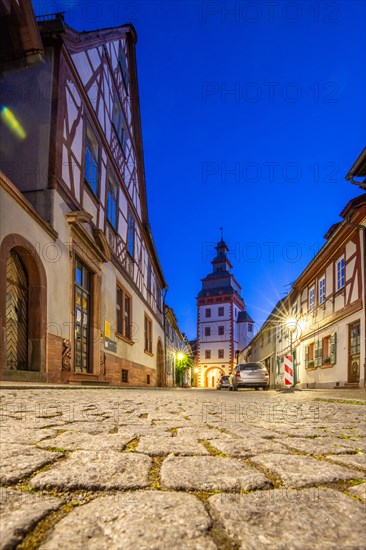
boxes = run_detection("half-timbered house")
[0,11,168,385]
[239,191,365,389]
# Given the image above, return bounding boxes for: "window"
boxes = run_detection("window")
[205,327,211,337]
[116,285,132,339]
[218,307,224,316]
[218,325,224,336]
[336,257,345,290]
[218,349,224,359]
[156,284,162,311]
[112,97,127,152]
[350,324,360,355]
[144,314,153,354]
[127,210,135,258]
[205,350,211,359]
[118,43,129,90]
[248,323,253,332]
[84,123,99,195]
[121,369,128,382]
[308,285,315,312]
[147,374,151,384]
[322,335,330,363]
[107,175,118,229]
[147,260,152,293]
[319,276,326,304]
[305,342,315,368]
[205,308,211,318]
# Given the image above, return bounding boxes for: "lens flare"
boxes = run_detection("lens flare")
[1,106,26,139]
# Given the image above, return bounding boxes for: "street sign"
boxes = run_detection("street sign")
[284,355,293,386]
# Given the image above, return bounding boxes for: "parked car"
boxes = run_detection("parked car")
[216,375,230,390]
[229,362,269,391]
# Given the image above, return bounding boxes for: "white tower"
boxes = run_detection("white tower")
[196,237,254,388]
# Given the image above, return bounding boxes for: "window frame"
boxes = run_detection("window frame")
[218,306,225,317]
[127,209,135,259]
[205,349,211,359]
[144,314,153,355]
[121,369,129,383]
[84,121,100,197]
[336,256,345,291]
[112,96,127,153]
[319,275,326,304]
[107,174,118,230]
[205,308,211,318]
[116,284,132,341]
[218,325,224,336]
[218,349,224,359]
[308,285,315,312]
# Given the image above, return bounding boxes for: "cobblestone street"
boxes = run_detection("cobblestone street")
[1,386,365,549]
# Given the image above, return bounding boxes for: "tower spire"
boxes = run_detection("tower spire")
[220,227,223,240]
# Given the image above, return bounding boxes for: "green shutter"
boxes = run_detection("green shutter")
[318,339,323,367]
[330,333,337,365]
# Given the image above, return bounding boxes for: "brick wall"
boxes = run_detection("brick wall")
[46,333,65,383]
[105,353,157,386]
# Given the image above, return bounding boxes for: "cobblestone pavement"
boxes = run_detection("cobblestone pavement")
[0,386,365,549]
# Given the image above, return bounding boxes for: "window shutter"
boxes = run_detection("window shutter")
[330,333,337,364]
[305,345,309,368]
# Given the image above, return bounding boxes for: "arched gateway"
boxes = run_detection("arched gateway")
[0,234,47,378]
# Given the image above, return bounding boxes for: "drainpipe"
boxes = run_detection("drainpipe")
[346,214,366,387]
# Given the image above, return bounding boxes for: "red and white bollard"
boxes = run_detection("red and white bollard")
[284,355,293,387]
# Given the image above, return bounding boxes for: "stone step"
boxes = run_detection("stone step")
[334,383,360,389]
[70,372,100,380]
[68,379,110,386]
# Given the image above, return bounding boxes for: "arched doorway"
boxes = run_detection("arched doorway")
[6,250,29,370]
[204,366,225,388]
[1,234,47,377]
[156,339,164,387]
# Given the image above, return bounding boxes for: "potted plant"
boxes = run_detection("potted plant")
[323,357,331,364]
[308,360,315,368]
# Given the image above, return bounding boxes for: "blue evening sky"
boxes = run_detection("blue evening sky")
[33,0,366,339]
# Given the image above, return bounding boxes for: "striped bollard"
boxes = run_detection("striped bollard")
[284,355,293,387]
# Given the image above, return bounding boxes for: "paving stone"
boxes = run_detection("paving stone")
[40,492,216,550]
[160,456,271,492]
[280,437,359,456]
[30,450,152,490]
[0,445,62,484]
[59,421,116,434]
[348,483,366,501]
[176,427,231,439]
[333,438,366,452]
[325,454,366,472]
[208,437,290,458]
[0,488,62,549]
[250,453,361,488]
[137,436,209,456]
[0,427,57,445]
[36,431,135,451]
[209,488,366,549]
